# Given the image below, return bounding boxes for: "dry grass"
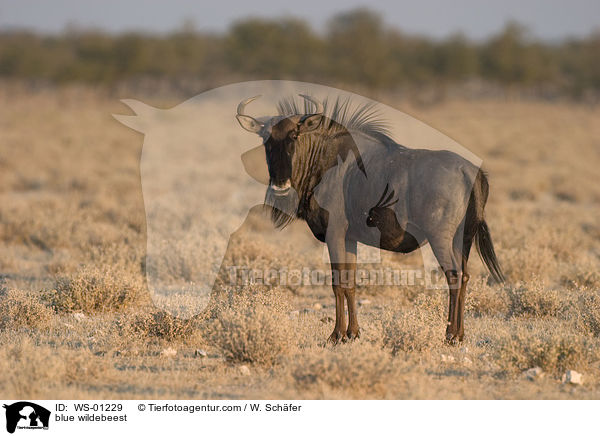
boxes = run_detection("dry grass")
[0,288,53,331]
[128,310,198,342]
[46,265,148,314]
[285,343,403,398]
[205,290,296,365]
[576,292,600,337]
[491,319,598,374]
[506,282,572,318]
[466,279,510,317]
[0,85,599,399]
[382,294,445,353]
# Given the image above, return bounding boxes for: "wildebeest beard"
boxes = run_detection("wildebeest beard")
[264,185,300,228]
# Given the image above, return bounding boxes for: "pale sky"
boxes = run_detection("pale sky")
[0,0,599,40]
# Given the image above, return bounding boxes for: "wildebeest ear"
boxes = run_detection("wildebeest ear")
[299,114,323,133]
[236,115,263,133]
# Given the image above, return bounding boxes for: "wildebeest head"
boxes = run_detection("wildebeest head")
[236,94,323,196]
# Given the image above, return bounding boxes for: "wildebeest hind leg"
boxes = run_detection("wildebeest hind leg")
[428,237,462,344]
[456,234,473,342]
[328,265,347,344]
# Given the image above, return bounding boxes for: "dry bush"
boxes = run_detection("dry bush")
[563,270,600,290]
[491,320,597,374]
[127,310,198,343]
[382,293,445,353]
[577,291,600,337]
[466,279,509,317]
[205,289,296,365]
[286,343,400,397]
[0,288,54,331]
[506,282,572,318]
[46,265,148,314]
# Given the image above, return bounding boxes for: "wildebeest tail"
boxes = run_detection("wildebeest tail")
[469,170,505,283]
[476,220,505,283]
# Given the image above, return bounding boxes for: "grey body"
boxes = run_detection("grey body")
[311,130,478,259]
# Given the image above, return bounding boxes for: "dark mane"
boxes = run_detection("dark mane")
[277,95,394,144]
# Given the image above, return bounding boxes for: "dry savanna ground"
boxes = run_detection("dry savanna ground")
[1,84,599,399]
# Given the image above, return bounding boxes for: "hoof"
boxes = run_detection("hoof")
[328,330,344,345]
[445,324,464,345]
[346,329,360,341]
[445,333,463,345]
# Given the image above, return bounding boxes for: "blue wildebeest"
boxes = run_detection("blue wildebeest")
[236,94,504,344]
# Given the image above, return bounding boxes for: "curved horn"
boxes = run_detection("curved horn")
[299,94,324,114]
[237,95,261,116]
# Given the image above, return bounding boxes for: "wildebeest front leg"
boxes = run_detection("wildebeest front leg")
[327,233,349,344]
[329,263,347,344]
[344,240,359,340]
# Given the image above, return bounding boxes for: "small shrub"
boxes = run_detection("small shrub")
[0,288,53,331]
[506,283,569,318]
[578,292,600,337]
[46,265,147,314]
[129,310,197,342]
[563,270,600,290]
[206,291,294,365]
[382,294,444,353]
[466,280,509,317]
[493,320,595,374]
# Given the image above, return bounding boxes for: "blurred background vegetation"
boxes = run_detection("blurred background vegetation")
[1,8,599,100]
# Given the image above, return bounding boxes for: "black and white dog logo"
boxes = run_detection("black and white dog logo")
[3,402,50,433]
